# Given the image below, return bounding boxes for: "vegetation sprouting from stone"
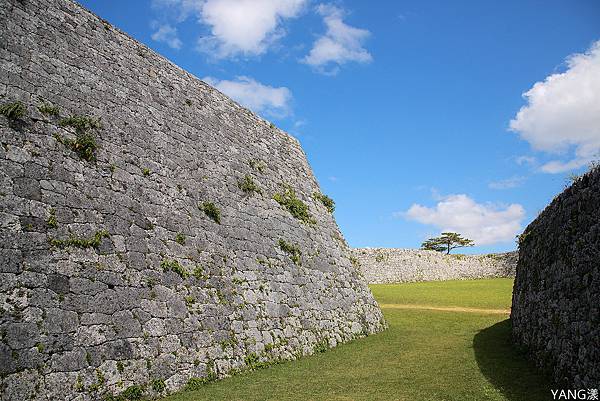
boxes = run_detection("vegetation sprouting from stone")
[273,185,315,225]
[152,378,166,393]
[54,115,101,161]
[313,192,335,213]
[46,208,57,228]
[248,158,267,173]
[238,174,262,195]
[161,258,189,279]
[200,202,221,224]
[0,101,26,121]
[49,230,109,249]
[75,375,84,392]
[313,338,329,353]
[185,361,217,389]
[59,115,101,132]
[185,296,195,308]
[244,352,271,370]
[193,265,208,280]
[142,167,150,176]
[175,232,186,245]
[53,131,98,162]
[37,102,59,116]
[278,239,302,266]
[105,385,144,401]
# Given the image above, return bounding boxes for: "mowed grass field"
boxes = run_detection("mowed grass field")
[163,278,553,401]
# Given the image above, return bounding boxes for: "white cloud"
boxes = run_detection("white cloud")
[197,0,306,58]
[151,24,183,49]
[151,0,306,58]
[402,194,525,245]
[510,40,600,173]
[302,4,372,74]
[488,176,526,190]
[203,76,292,117]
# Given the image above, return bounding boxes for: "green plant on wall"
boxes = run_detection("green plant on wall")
[248,158,267,173]
[375,252,386,263]
[238,174,262,195]
[49,230,109,249]
[278,239,302,266]
[273,185,315,225]
[175,232,186,245]
[0,101,26,121]
[54,115,101,162]
[200,202,221,224]
[161,258,189,279]
[152,378,166,393]
[46,208,58,228]
[313,192,335,213]
[37,102,60,116]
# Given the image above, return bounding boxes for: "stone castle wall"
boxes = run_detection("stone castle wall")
[0,1,385,399]
[511,167,600,388]
[352,248,517,284]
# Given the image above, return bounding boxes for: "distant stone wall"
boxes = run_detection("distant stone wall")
[0,1,385,400]
[512,166,600,388]
[352,248,517,284]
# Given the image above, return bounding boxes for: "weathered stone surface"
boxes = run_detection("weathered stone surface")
[0,0,386,399]
[353,248,517,284]
[512,166,600,388]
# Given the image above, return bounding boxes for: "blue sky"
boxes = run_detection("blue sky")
[79,0,600,253]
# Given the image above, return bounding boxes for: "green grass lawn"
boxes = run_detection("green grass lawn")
[162,278,553,401]
[371,278,514,310]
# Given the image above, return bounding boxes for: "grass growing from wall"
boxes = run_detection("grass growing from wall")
[49,230,109,249]
[200,202,221,224]
[313,192,335,213]
[273,186,315,225]
[0,101,26,120]
[54,115,102,162]
[162,278,552,401]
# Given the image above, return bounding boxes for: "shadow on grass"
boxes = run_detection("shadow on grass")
[473,319,553,401]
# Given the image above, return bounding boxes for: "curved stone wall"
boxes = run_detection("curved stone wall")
[0,1,385,399]
[511,166,600,388]
[352,248,517,284]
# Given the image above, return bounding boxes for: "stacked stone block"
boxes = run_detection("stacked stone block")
[512,166,600,388]
[353,248,517,284]
[0,1,385,399]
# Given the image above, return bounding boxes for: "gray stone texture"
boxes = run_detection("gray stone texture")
[353,248,517,284]
[512,166,600,388]
[0,0,386,399]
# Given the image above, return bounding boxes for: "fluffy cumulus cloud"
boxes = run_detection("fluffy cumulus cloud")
[151,24,183,49]
[198,0,306,58]
[302,4,372,74]
[203,76,292,117]
[153,0,306,58]
[510,40,600,173]
[403,194,525,246]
